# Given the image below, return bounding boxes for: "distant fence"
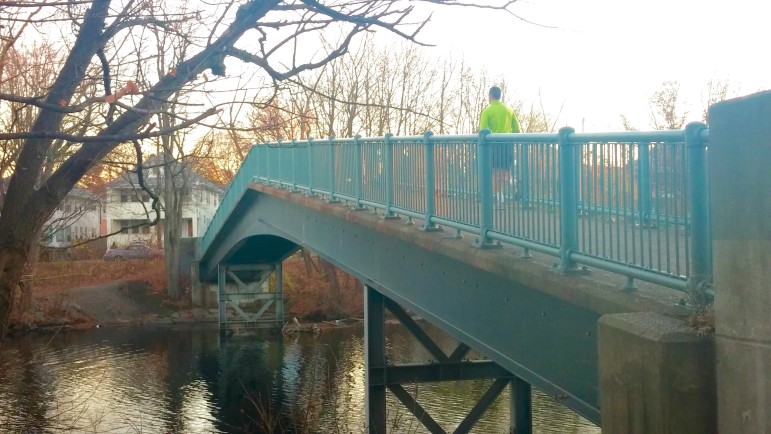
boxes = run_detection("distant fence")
[201,124,711,298]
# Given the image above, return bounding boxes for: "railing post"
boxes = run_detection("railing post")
[306,137,316,196]
[327,135,339,203]
[475,129,498,248]
[383,133,399,220]
[685,122,711,307]
[558,127,582,272]
[276,140,282,188]
[421,131,440,232]
[576,144,585,215]
[638,142,652,226]
[352,134,366,210]
[290,139,299,192]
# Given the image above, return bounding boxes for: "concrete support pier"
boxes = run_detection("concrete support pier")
[710,91,771,433]
[598,312,715,434]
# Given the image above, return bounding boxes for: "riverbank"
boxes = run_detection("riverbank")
[8,254,363,334]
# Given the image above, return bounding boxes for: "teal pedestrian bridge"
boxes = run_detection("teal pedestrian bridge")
[197,124,716,433]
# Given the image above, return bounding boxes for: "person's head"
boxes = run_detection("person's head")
[488,86,502,102]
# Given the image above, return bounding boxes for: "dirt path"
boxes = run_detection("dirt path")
[67,282,154,325]
[11,280,216,331]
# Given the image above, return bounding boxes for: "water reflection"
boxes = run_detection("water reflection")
[0,324,600,433]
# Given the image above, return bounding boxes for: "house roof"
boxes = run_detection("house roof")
[104,155,225,193]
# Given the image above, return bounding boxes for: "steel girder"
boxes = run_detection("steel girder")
[200,186,602,424]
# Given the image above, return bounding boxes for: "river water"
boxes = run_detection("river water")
[0,324,600,433]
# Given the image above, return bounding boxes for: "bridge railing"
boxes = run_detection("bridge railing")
[201,124,711,298]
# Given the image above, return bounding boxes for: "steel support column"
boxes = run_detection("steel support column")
[275,261,284,325]
[217,263,283,327]
[218,264,226,328]
[365,288,533,434]
[511,376,532,434]
[365,285,387,434]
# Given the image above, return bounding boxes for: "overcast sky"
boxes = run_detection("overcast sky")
[415,0,771,131]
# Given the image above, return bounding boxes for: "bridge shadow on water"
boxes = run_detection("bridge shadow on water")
[0,325,599,433]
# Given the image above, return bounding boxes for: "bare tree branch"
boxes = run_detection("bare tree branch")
[0,107,219,142]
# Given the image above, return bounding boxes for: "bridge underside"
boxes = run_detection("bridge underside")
[200,184,683,424]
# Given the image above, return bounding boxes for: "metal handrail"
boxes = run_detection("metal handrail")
[200,125,711,299]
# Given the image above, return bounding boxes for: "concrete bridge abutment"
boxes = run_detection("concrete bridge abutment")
[710,90,771,433]
[598,312,715,433]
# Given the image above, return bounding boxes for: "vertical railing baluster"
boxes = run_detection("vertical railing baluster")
[383,134,398,220]
[353,134,366,210]
[306,137,315,196]
[685,122,711,307]
[520,142,530,208]
[275,140,283,188]
[291,139,298,192]
[558,127,581,272]
[422,131,440,231]
[638,142,651,227]
[328,136,339,203]
[476,129,497,248]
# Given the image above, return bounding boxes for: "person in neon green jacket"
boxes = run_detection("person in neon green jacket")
[480,86,521,208]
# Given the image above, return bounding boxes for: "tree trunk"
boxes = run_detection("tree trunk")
[163,160,182,300]
[19,226,45,315]
[0,0,285,342]
[318,257,341,313]
[0,248,31,345]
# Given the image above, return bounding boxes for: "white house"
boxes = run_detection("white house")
[102,158,225,249]
[41,187,103,249]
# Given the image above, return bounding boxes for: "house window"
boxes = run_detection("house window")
[54,227,71,242]
[120,190,150,203]
[119,219,150,234]
[43,227,54,243]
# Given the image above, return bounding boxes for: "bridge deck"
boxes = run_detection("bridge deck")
[198,128,709,426]
[199,182,688,424]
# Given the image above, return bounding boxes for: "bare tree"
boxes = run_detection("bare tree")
[702,78,730,123]
[243,38,550,140]
[649,80,688,130]
[0,0,521,342]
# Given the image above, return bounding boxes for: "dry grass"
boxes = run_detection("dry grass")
[281,255,363,321]
[27,258,167,295]
[686,306,715,336]
[9,259,167,329]
[10,254,363,329]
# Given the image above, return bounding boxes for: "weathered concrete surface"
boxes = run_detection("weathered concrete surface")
[598,312,715,434]
[190,261,217,308]
[710,90,771,433]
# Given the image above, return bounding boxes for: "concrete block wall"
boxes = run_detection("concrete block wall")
[709,90,771,433]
